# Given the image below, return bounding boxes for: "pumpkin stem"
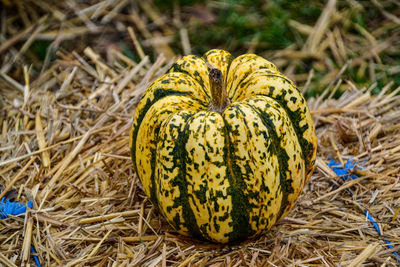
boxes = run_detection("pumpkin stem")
[208,68,230,113]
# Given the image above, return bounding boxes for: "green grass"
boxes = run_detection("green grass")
[184,0,322,54]
[25,0,400,97]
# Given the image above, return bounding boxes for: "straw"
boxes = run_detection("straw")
[328,157,400,264]
[1,1,400,265]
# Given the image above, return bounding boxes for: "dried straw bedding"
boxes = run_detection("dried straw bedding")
[0,52,400,266]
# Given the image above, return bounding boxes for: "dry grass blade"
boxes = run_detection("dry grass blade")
[35,113,51,168]
[346,243,380,267]
[21,218,33,263]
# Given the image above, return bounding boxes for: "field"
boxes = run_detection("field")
[1,1,400,266]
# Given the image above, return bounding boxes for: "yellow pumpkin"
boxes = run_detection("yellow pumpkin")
[130,49,317,243]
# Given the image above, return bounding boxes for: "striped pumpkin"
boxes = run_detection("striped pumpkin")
[129,49,317,243]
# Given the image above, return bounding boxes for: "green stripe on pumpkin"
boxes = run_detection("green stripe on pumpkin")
[133,95,206,205]
[130,72,209,174]
[248,104,293,221]
[183,111,233,242]
[154,111,205,239]
[232,70,316,179]
[245,95,305,220]
[223,117,254,242]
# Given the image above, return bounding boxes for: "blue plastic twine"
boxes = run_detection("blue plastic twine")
[0,197,41,267]
[30,245,42,267]
[328,157,400,264]
[0,197,33,219]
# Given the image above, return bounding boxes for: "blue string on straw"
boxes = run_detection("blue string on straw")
[328,157,400,264]
[30,245,42,267]
[0,197,41,267]
[0,197,33,219]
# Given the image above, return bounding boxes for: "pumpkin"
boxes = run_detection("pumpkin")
[129,49,317,243]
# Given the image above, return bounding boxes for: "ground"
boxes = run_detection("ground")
[0,1,400,266]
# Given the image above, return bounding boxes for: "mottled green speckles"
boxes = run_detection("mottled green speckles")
[227,54,279,99]
[156,110,203,238]
[213,217,220,232]
[168,55,210,97]
[231,69,316,182]
[246,95,306,220]
[182,111,233,242]
[131,49,316,243]
[193,184,208,205]
[223,102,283,238]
